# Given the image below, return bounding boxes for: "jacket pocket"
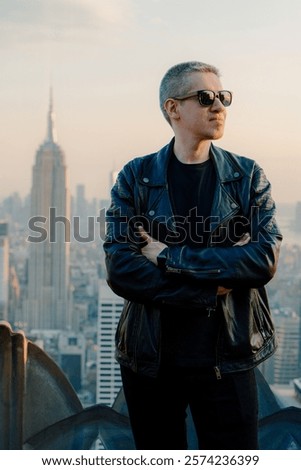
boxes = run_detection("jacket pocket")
[115,300,140,357]
[220,287,273,359]
[251,287,275,343]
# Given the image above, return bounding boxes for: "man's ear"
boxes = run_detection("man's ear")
[164,98,180,122]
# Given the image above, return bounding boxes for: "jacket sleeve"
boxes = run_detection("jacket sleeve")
[103,164,217,307]
[164,164,282,288]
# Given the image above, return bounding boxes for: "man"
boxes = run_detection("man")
[103,61,282,450]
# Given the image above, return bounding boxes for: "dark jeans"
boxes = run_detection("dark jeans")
[120,365,259,450]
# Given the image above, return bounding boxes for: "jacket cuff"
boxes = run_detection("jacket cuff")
[157,247,168,269]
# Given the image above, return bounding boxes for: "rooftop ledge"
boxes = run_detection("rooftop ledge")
[1,321,301,450]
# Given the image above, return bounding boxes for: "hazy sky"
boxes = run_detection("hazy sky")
[0,0,300,204]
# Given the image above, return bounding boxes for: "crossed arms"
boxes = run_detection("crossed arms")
[103,164,282,307]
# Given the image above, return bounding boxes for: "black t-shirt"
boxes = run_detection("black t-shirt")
[168,151,216,247]
[160,151,222,368]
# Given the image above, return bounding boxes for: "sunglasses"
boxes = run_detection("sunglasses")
[172,90,232,107]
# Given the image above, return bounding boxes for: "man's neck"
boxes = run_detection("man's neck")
[173,138,211,164]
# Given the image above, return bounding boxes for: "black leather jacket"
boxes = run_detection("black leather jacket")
[103,140,282,378]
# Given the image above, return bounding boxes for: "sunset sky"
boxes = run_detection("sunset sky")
[0,0,300,204]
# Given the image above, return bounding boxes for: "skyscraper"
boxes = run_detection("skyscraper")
[25,91,71,331]
[96,280,123,406]
[273,310,301,385]
[0,222,9,321]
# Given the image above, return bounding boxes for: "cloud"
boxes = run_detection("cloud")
[74,0,132,25]
[0,0,133,46]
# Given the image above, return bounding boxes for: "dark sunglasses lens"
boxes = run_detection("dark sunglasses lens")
[219,91,232,107]
[199,91,215,106]
[198,90,232,107]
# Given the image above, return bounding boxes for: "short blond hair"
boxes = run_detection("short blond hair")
[159,61,220,124]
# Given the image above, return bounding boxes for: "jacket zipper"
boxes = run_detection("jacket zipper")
[214,320,223,380]
[208,212,238,380]
[214,366,222,380]
[182,268,222,275]
[166,266,222,275]
[165,266,182,274]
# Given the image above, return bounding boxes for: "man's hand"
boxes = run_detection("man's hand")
[233,232,251,247]
[138,226,167,266]
[217,286,232,296]
[217,232,251,295]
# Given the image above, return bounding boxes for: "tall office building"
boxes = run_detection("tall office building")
[272,310,301,385]
[295,201,301,231]
[96,280,123,406]
[74,184,89,239]
[58,331,86,392]
[0,222,9,321]
[25,91,71,331]
[75,184,86,217]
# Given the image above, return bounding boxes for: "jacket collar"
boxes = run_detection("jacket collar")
[139,138,246,186]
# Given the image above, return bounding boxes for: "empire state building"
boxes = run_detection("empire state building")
[25,92,71,331]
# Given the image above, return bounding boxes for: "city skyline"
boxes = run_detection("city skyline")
[1,0,301,204]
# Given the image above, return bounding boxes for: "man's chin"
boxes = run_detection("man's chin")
[211,131,224,141]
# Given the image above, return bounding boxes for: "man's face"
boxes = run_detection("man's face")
[174,71,227,142]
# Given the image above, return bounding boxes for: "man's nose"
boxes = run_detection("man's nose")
[211,96,225,111]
